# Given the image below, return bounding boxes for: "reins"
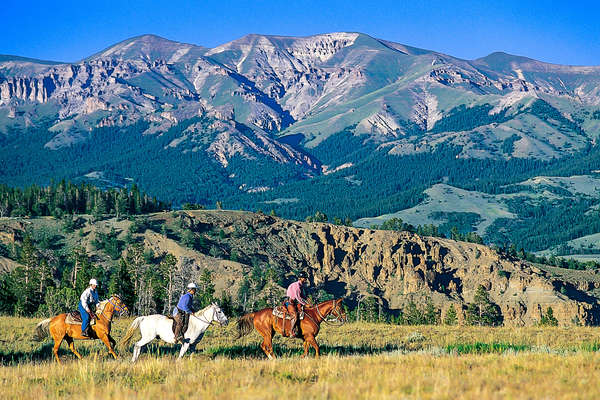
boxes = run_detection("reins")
[191,306,224,326]
[296,300,345,327]
[314,300,346,326]
[97,297,127,323]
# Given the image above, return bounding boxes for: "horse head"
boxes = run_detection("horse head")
[331,298,347,323]
[210,302,229,326]
[109,294,129,316]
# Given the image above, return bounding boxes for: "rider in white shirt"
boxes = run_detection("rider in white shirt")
[79,279,99,337]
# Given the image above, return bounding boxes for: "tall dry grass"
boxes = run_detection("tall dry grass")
[2,316,600,399]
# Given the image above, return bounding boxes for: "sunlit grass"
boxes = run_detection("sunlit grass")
[2,317,600,399]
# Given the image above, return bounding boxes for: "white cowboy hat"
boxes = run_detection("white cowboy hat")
[187,282,197,289]
[89,278,98,286]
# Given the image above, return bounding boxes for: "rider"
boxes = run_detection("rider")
[79,278,99,338]
[286,272,310,337]
[173,283,197,343]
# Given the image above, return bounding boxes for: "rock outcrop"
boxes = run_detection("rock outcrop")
[167,211,600,326]
[1,211,599,326]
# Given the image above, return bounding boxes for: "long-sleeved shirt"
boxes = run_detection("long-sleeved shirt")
[176,292,194,313]
[286,280,308,305]
[80,287,99,313]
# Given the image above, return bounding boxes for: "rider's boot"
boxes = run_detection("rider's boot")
[82,326,91,338]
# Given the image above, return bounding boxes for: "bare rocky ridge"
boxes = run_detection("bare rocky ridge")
[2,211,598,326]
[2,32,600,163]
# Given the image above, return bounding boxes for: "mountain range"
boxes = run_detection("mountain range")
[2,32,600,255]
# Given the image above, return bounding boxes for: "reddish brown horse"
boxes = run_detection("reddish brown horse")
[32,295,128,363]
[236,298,346,359]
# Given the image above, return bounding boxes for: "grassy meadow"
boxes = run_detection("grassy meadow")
[2,316,600,399]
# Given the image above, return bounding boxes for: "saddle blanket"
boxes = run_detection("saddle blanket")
[65,311,95,325]
[272,306,304,320]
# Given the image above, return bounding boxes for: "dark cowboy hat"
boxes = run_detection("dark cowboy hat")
[298,271,308,279]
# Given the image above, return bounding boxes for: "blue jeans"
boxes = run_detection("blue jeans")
[79,302,90,332]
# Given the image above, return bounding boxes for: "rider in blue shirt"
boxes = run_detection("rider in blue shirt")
[173,283,197,343]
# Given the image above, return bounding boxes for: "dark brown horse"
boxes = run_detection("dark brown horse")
[32,295,128,363]
[236,298,346,359]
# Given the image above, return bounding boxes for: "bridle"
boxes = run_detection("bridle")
[99,296,128,321]
[315,300,347,326]
[191,305,227,326]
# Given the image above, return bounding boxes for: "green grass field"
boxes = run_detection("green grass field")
[2,316,600,399]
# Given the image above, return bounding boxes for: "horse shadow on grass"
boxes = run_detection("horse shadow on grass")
[120,342,401,360]
[2,341,138,365]
[0,342,58,365]
[0,342,103,365]
[204,343,401,359]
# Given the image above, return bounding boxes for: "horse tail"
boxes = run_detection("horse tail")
[32,318,52,342]
[119,317,144,348]
[236,313,256,339]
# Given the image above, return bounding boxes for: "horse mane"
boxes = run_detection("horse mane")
[193,303,216,316]
[307,299,337,309]
[96,299,109,314]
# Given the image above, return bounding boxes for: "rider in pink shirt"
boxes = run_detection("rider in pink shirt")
[286,272,310,336]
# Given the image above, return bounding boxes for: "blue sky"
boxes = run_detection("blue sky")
[2,0,598,65]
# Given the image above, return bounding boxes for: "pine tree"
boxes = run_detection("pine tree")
[465,285,503,326]
[423,298,439,324]
[444,304,458,325]
[539,307,558,326]
[108,258,135,312]
[125,243,146,314]
[13,235,41,315]
[404,300,424,325]
[157,254,178,314]
[197,269,215,308]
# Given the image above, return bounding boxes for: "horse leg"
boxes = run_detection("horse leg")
[65,336,82,360]
[178,342,190,359]
[98,331,118,359]
[301,339,310,358]
[259,328,275,360]
[180,332,202,359]
[52,334,64,364]
[108,334,117,349]
[132,334,155,362]
[307,335,320,358]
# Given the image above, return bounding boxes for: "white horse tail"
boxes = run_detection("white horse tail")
[119,317,144,348]
[32,318,52,342]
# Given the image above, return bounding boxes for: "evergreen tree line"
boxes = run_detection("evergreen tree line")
[0,181,169,218]
[0,235,219,318]
[344,286,560,327]
[0,231,558,327]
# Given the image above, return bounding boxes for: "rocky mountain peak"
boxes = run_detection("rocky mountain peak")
[88,34,204,62]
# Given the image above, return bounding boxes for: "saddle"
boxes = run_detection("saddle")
[272,305,304,320]
[65,311,95,326]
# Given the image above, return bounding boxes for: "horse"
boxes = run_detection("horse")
[119,302,229,362]
[32,294,128,363]
[236,298,346,359]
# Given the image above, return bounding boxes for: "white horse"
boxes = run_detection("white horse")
[120,303,228,362]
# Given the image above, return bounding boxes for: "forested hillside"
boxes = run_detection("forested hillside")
[1,208,600,326]
[2,32,600,261]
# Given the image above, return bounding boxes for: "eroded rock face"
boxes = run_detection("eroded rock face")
[179,211,600,326]
[1,211,599,326]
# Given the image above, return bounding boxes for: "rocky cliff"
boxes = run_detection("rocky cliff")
[173,210,600,326]
[2,211,597,326]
